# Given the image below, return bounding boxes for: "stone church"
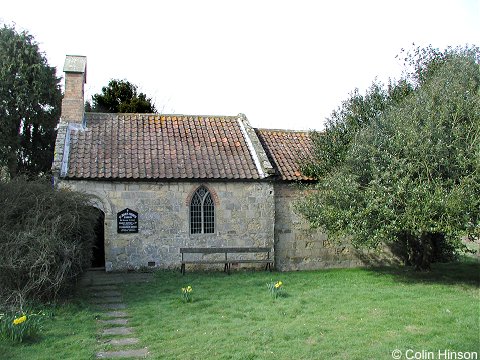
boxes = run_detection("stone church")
[53,55,382,272]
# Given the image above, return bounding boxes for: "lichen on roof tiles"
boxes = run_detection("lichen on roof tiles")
[66,113,262,180]
[255,129,315,181]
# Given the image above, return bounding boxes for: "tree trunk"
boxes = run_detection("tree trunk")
[416,233,433,271]
[7,152,18,179]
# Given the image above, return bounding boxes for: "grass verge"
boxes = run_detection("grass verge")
[0,300,97,360]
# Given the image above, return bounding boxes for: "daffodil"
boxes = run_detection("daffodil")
[181,285,193,302]
[13,315,27,325]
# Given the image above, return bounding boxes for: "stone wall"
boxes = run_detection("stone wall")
[58,179,274,271]
[274,183,395,271]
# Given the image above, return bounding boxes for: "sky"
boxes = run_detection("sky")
[1,0,479,130]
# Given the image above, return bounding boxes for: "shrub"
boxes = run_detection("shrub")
[0,178,98,310]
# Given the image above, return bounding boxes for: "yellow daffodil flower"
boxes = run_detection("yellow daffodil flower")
[13,315,27,325]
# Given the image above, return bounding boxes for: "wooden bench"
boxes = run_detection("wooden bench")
[180,247,273,275]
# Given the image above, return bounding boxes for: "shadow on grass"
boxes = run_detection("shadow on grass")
[365,257,479,287]
[0,343,14,359]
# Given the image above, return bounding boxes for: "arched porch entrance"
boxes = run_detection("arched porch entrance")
[91,207,105,268]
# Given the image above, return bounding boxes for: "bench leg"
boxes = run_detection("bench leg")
[181,263,185,275]
[224,263,231,275]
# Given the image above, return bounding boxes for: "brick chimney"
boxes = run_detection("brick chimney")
[52,55,87,180]
[61,55,87,123]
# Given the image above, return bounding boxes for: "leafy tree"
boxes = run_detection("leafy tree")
[303,80,413,179]
[0,24,62,178]
[87,79,156,113]
[298,46,480,270]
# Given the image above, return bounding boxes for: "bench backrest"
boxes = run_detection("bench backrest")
[180,247,271,253]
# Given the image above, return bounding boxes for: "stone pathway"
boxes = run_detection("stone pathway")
[82,270,153,359]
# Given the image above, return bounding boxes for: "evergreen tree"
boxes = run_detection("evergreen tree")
[0,24,62,177]
[87,79,156,113]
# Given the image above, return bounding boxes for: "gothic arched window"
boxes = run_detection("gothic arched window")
[190,186,215,234]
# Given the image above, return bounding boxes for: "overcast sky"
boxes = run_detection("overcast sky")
[2,0,479,130]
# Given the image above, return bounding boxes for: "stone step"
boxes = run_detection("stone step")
[97,303,126,310]
[90,281,125,287]
[103,337,139,346]
[88,285,120,292]
[91,296,124,304]
[103,311,129,318]
[98,318,129,326]
[91,290,122,297]
[101,327,134,336]
[96,348,148,358]
[122,274,153,283]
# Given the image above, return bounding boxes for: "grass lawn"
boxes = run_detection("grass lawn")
[1,260,478,359]
[0,301,97,360]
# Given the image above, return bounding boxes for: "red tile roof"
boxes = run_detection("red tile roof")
[255,129,314,181]
[66,113,262,180]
